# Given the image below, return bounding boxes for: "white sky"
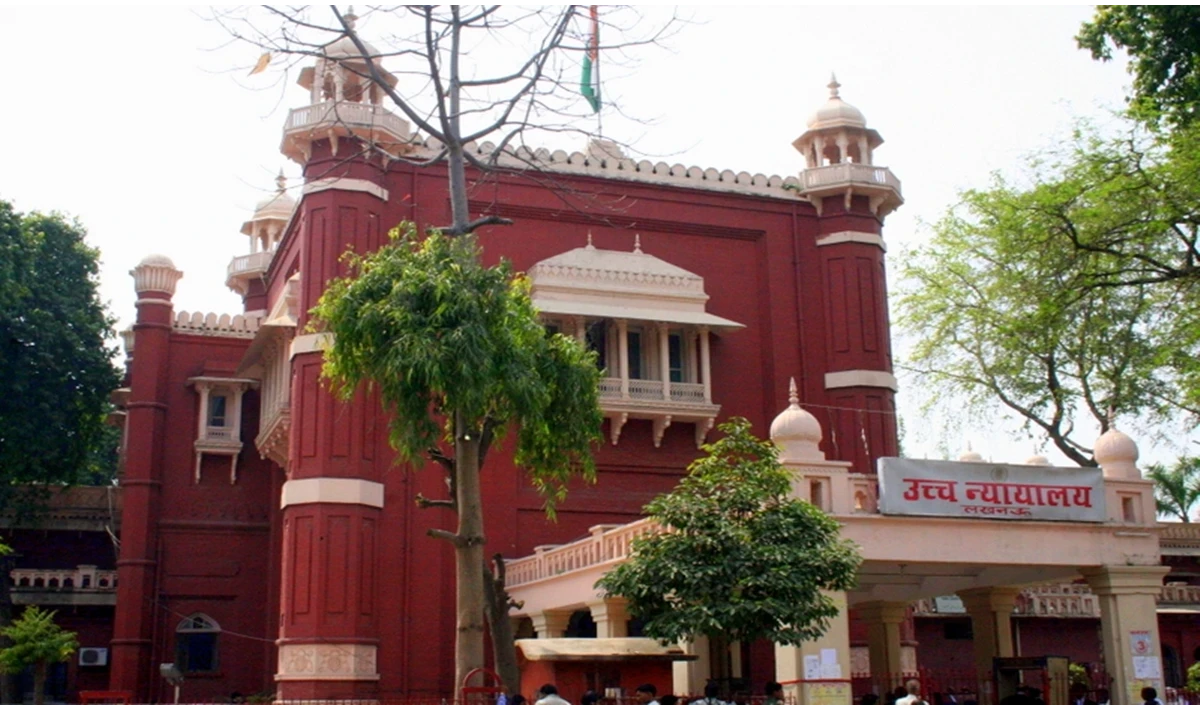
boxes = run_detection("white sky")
[2,5,1177,466]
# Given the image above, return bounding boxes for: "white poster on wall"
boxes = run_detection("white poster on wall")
[877,458,1106,522]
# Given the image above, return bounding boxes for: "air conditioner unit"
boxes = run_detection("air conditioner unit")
[78,648,108,667]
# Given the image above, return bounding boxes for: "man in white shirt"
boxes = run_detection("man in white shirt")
[896,680,926,705]
[536,685,572,705]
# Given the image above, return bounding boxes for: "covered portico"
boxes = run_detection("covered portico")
[504,386,1165,705]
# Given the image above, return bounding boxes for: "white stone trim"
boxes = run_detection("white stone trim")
[816,230,887,251]
[134,298,173,307]
[824,370,899,391]
[173,311,260,339]
[276,643,379,681]
[408,136,804,201]
[290,333,332,359]
[281,478,385,509]
[303,177,388,202]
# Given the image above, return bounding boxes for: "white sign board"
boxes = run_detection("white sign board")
[934,596,966,614]
[877,458,1105,522]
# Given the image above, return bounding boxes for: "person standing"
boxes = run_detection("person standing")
[637,685,660,705]
[537,685,573,705]
[896,681,927,705]
[765,682,784,705]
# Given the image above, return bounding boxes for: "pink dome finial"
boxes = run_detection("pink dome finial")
[788,377,800,407]
[828,73,840,98]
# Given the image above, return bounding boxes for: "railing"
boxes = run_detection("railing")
[1161,583,1200,603]
[598,377,712,405]
[286,101,410,139]
[913,582,1200,618]
[627,379,663,400]
[800,163,902,193]
[669,382,707,403]
[227,251,274,278]
[11,566,117,590]
[505,519,659,588]
[201,425,235,442]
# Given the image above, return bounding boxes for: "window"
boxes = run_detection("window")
[207,395,228,428]
[627,330,643,379]
[544,322,561,337]
[585,321,607,371]
[176,614,220,673]
[668,333,684,383]
[943,619,973,640]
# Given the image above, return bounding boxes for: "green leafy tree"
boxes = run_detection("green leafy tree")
[311,224,602,691]
[896,119,1200,463]
[1144,456,1200,522]
[1077,5,1200,127]
[596,418,861,648]
[0,200,121,506]
[0,607,78,705]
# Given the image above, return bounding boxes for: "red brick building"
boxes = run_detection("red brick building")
[107,28,901,702]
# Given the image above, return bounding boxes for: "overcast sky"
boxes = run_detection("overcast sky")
[1,6,1164,464]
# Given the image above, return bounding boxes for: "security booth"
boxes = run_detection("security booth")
[994,657,1070,705]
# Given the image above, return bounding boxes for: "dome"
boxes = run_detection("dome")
[1024,455,1051,466]
[138,253,177,269]
[323,34,382,62]
[242,173,296,235]
[958,450,984,463]
[322,13,381,63]
[1094,427,1139,479]
[806,75,867,130]
[769,378,825,462]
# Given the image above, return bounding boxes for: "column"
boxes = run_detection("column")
[674,636,712,696]
[699,327,712,402]
[776,591,852,705]
[574,316,586,345]
[958,587,1022,675]
[617,319,629,398]
[1082,566,1170,705]
[588,599,629,638]
[111,258,181,700]
[531,610,572,639]
[658,323,671,401]
[858,602,907,681]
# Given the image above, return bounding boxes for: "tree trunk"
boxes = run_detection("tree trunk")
[454,411,487,691]
[32,661,45,705]
[483,557,521,695]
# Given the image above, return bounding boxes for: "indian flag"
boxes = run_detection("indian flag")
[580,5,600,112]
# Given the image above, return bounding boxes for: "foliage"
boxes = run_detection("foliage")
[597,418,861,646]
[1068,663,1090,688]
[1188,661,1200,692]
[0,607,78,705]
[1144,456,1200,522]
[1077,5,1200,127]
[896,119,1200,464]
[0,201,121,505]
[312,223,602,506]
[0,607,77,674]
[312,223,602,689]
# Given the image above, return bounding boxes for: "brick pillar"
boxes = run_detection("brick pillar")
[110,256,182,699]
[273,171,389,699]
[814,203,898,472]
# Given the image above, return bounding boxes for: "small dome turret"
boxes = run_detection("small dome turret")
[1024,454,1052,466]
[806,75,867,130]
[958,449,984,463]
[241,172,295,240]
[1094,427,1140,479]
[769,378,825,462]
[131,254,182,297]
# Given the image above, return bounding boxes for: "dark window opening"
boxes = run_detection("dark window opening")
[943,619,973,640]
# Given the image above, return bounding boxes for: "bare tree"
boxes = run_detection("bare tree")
[215,5,680,693]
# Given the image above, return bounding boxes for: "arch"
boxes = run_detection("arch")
[176,613,220,673]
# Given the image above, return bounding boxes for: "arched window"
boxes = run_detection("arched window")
[175,614,220,673]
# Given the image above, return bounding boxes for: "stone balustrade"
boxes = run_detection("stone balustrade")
[11,565,117,590]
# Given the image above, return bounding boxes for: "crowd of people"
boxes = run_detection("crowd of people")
[509,680,790,705]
